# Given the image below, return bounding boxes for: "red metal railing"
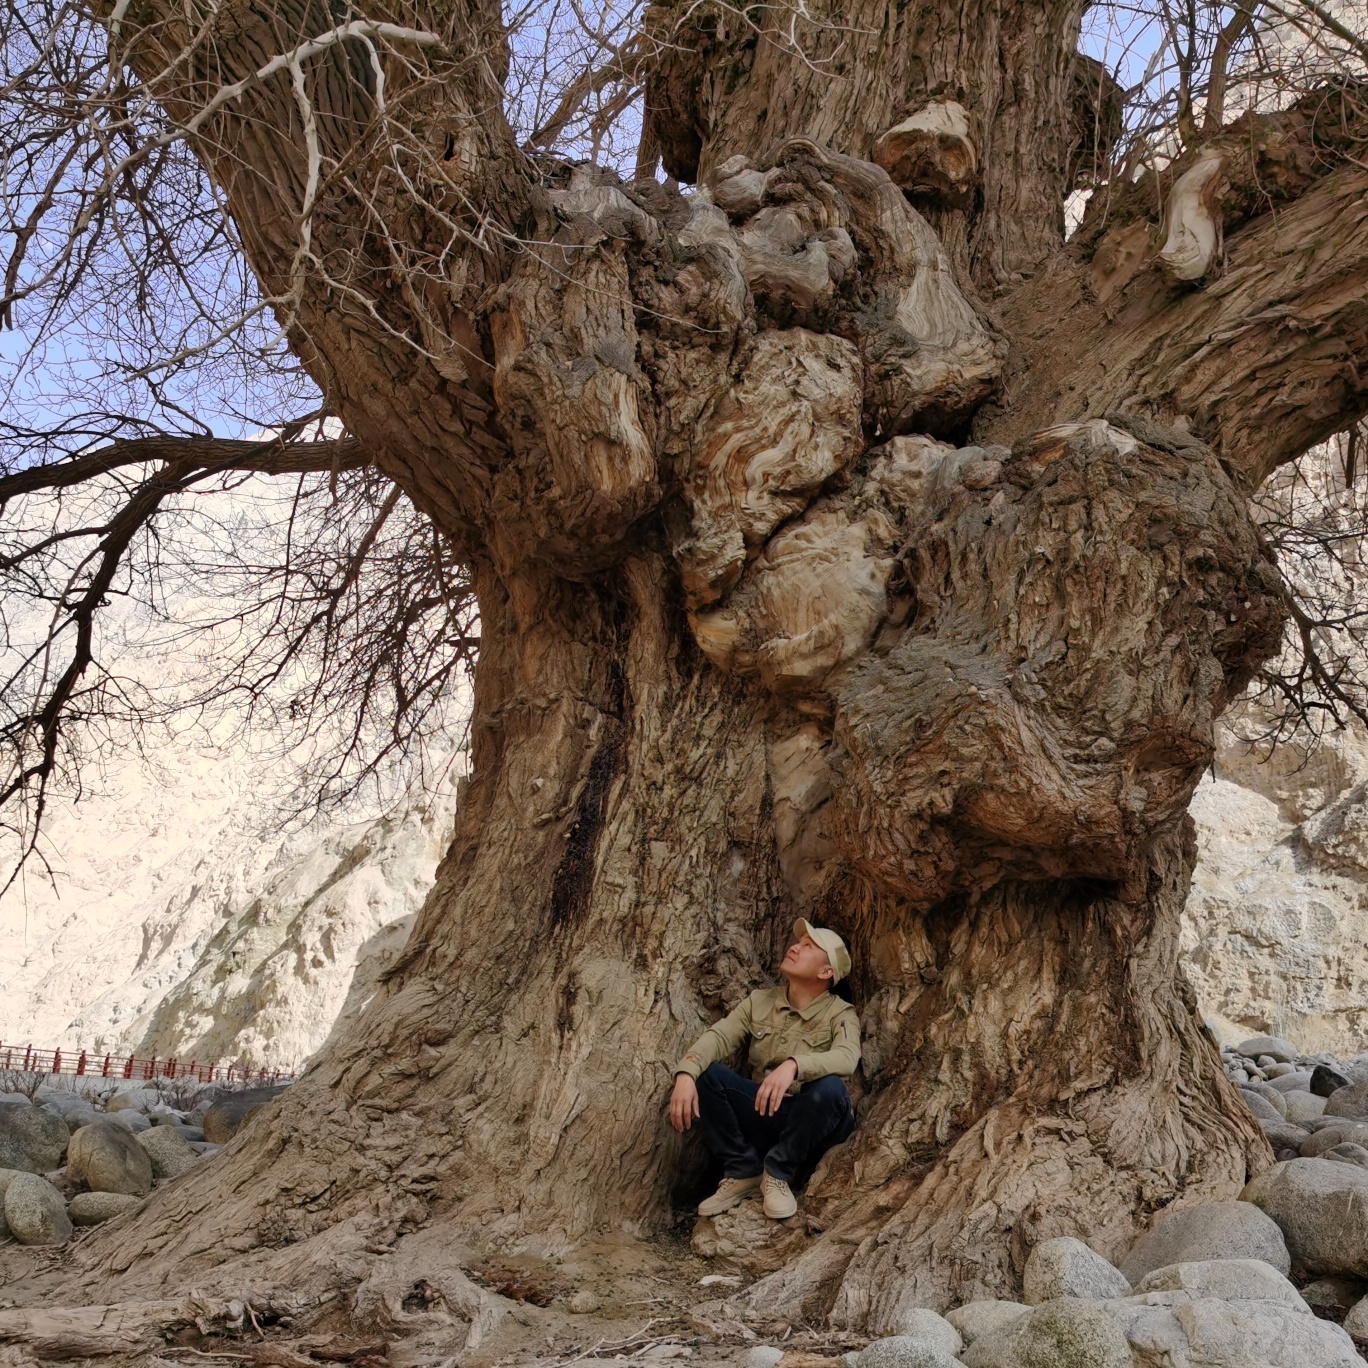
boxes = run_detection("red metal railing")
[0,1042,293,1087]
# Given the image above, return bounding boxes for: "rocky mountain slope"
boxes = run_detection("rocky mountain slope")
[6,701,1368,1070]
[1185,717,1368,1054]
[0,735,463,1070]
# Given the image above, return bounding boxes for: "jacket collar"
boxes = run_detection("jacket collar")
[777,982,833,1020]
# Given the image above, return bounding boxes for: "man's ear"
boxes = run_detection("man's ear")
[818,963,833,981]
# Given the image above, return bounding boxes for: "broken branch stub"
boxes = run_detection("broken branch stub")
[1157,151,1226,282]
[871,100,978,208]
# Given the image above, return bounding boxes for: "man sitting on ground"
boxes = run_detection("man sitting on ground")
[668,919,860,1220]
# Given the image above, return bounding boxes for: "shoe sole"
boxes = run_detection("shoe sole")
[763,1202,798,1219]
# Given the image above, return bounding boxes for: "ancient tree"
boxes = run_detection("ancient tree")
[3,0,1368,1343]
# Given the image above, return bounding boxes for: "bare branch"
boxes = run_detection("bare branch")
[0,435,370,503]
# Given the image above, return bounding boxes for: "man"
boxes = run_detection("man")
[669,919,860,1220]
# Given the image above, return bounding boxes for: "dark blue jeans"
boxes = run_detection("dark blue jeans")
[696,1063,855,1185]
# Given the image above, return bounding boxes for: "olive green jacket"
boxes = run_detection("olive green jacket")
[674,985,861,1092]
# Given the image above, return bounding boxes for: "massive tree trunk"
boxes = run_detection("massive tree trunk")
[29,0,1368,1339]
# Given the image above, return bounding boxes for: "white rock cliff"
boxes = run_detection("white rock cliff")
[0,737,462,1071]
[7,707,1368,1070]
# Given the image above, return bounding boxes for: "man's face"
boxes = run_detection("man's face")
[781,934,833,984]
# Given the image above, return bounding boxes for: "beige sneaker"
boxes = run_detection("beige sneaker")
[761,1171,797,1219]
[698,1175,762,1217]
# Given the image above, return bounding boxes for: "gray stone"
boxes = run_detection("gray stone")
[1107,1295,1359,1366]
[855,1341,962,1368]
[1324,1142,1368,1170]
[202,1086,287,1144]
[1119,1202,1290,1283]
[740,1349,784,1368]
[2,1172,71,1245]
[1326,1080,1368,1118]
[0,1093,30,1107]
[59,1106,102,1135]
[1257,1054,1277,1069]
[68,1191,144,1226]
[961,1300,1129,1368]
[944,1303,1028,1347]
[1265,1062,1297,1079]
[1237,1036,1299,1063]
[136,1124,200,1180]
[1283,1091,1327,1123]
[1306,1115,1351,1130]
[1242,1157,1368,1276]
[1266,1072,1316,1094]
[67,1121,154,1195]
[1243,1082,1288,1116]
[1261,1120,1312,1153]
[0,1101,68,1173]
[1299,1276,1366,1314]
[865,1313,962,1359]
[1131,1257,1307,1307]
[188,1141,223,1155]
[174,1124,205,1142]
[105,1110,151,1133]
[105,1089,158,1113]
[1300,1122,1368,1156]
[1240,1090,1284,1122]
[0,1167,24,1239]
[1021,1237,1129,1305]
[1344,1295,1368,1339]
[567,1289,601,1314]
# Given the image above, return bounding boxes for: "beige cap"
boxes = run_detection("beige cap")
[794,918,851,983]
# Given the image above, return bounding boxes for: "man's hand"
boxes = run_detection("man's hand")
[755,1058,799,1116]
[670,1073,700,1132]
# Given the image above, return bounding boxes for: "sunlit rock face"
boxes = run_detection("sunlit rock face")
[6,699,1368,1069]
[1184,714,1368,1055]
[0,738,462,1071]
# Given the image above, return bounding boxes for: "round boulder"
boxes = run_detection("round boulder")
[67,1121,154,1195]
[1240,1089,1284,1123]
[1022,1236,1130,1304]
[0,1102,69,1173]
[136,1124,200,1180]
[1119,1201,1290,1284]
[1244,1082,1288,1117]
[0,1167,25,1238]
[68,1191,144,1226]
[1323,1142,1368,1170]
[1326,1081,1368,1119]
[105,1110,152,1133]
[105,1089,158,1114]
[1237,1036,1299,1063]
[1300,1276,1367,1315]
[1242,1157,1368,1277]
[863,1312,962,1359]
[1312,1064,1351,1097]
[1266,1072,1315,1095]
[856,1341,961,1368]
[3,1172,72,1245]
[202,1086,287,1145]
[944,1301,1028,1347]
[1300,1122,1368,1156]
[741,1350,784,1368]
[1284,1091,1327,1123]
[960,1300,1130,1368]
